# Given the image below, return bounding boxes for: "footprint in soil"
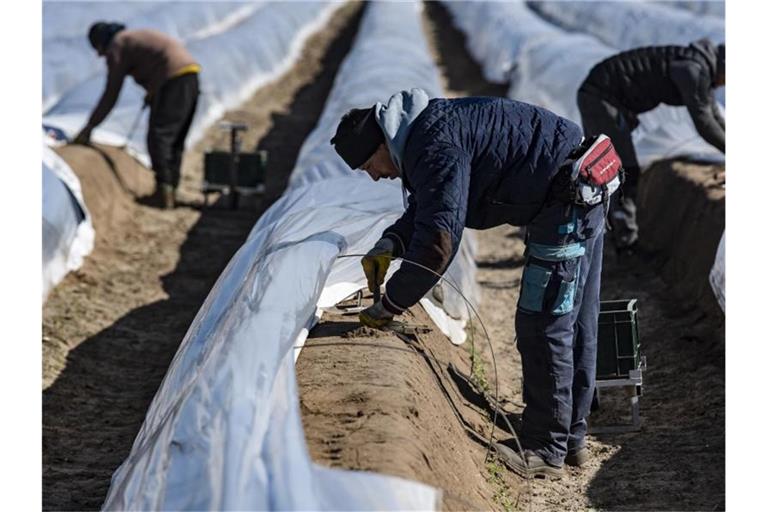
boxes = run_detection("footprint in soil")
[340,326,381,338]
[325,445,343,462]
[343,391,369,404]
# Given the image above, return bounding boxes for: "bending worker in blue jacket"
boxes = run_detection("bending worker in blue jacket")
[331,89,619,478]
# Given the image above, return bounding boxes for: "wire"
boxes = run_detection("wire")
[336,253,528,472]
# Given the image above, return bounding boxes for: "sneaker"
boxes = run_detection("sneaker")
[565,447,589,467]
[492,442,563,479]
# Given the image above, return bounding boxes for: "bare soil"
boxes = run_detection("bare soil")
[42,2,725,511]
[424,3,725,510]
[297,305,525,511]
[298,3,724,511]
[42,3,364,509]
[638,158,725,319]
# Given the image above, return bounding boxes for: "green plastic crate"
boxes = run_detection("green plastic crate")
[596,299,640,379]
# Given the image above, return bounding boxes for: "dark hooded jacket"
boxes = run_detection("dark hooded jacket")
[580,39,725,153]
[379,96,582,313]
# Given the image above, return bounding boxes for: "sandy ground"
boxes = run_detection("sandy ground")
[42,3,364,509]
[297,306,522,511]
[42,2,725,510]
[301,3,725,511]
[638,158,725,319]
[423,3,725,510]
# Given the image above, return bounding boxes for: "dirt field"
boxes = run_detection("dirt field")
[296,3,725,511]
[426,2,724,509]
[298,306,522,511]
[42,3,364,509]
[42,2,724,510]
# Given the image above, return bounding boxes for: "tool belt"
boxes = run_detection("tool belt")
[549,134,624,207]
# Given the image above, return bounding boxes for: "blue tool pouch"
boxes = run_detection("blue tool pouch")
[552,264,579,315]
[519,263,552,312]
[518,248,581,316]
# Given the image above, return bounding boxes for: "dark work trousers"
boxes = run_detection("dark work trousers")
[516,199,605,466]
[147,73,199,188]
[577,87,639,248]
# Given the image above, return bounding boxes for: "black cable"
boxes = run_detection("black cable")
[336,253,528,472]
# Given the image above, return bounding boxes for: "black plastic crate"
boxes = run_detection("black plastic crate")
[203,151,266,190]
[596,299,640,379]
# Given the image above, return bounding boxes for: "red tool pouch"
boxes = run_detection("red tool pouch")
[572,134,623,187]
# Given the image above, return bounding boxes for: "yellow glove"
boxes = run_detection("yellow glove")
[359,301,394,329]
[361,238,394,293]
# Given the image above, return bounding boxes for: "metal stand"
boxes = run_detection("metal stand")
[223,122,248,210]
[202,122,267,210]
[590,356,646,434]
[322,290,367,315]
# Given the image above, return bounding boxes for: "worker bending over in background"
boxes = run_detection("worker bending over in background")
[331,89,623,478]
[74,22,201,209]
[578,39,725,252]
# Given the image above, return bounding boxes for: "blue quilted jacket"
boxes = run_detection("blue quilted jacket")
[380,96,583,313]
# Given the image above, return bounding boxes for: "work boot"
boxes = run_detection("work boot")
[493,442,563,479]
[144,184,176,209]
[160,184,176,209]
[565,447,590,467]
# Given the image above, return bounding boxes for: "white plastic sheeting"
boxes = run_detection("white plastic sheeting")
[448,1,726,311]
[102,179,439,511]
[102,2,482,509]
[444,1,724,168]
[528,1,724,49]
[43,2,342,166]
[42,144,94,300]
[42,1,341,296]
[710,232,725,312]
[288,2,479,340]
[43,2,265,111]
[664,1,725,18]
[43,2,262,45]
[526,0,726,107]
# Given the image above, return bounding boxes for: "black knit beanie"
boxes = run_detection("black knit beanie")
[330,107,384,169]
[88,21,126,52]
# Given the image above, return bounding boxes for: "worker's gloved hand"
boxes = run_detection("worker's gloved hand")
[359,301,394,329]
[73,127,92,145]
[361,237,394,293]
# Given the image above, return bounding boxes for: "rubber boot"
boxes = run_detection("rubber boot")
[160,184,176,209]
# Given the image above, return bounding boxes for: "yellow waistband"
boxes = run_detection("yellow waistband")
[172,64,201,78]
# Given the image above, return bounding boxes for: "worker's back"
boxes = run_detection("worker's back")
[582,40,719,114]
[107,29,197,96]
[402,96,582,229]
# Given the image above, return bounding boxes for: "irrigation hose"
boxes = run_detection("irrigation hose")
[336,253,528,473]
